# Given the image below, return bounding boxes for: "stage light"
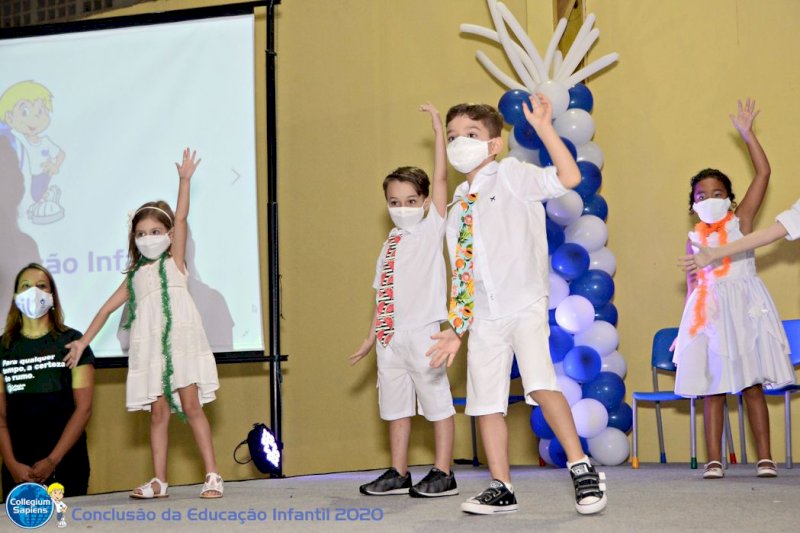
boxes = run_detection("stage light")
[235,423,282,475]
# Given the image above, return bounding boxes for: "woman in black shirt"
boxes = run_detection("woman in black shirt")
[0,263,94,500]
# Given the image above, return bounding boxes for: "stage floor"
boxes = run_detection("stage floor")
[2,463,798,531]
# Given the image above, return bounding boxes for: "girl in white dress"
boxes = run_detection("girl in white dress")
[65,148,222,498]
[673,100,795,480]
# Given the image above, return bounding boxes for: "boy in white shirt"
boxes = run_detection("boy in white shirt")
[427,94,608,515]
[349,104,457,498]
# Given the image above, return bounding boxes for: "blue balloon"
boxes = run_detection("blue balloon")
[530,407,556,440]
[594,302,618,326]
[498,89,532,125]
[582,193,608,221]
[549,325,574,363]
[563,345,602,383]
[551,242,590,281]
[539,137,577,167]
[582,372,626,411]
[574,161,602,199]
[546,217,565,255]
[510,355,520,379]
[570,269,615,307]
[548,308,558,325]
[568,83,594,112]
[514,120,543,150]
[548,437,568,468]
[607,402,633,433]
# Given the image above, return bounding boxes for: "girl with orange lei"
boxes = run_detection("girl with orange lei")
[673,99,795,480]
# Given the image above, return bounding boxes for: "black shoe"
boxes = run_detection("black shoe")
[460,480,518,514]
[569,461,607,515]
[359,468,412,495]
[409,468,459,498]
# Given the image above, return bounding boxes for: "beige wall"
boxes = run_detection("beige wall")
[72,0,800,493]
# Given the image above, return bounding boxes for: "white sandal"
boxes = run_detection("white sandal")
[130,477,169,499]
[702,461,724,479]
[201,472,224,499]
[756,459,777,478]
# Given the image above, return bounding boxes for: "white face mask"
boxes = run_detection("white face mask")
[692,198,732,224]
[388,206,424,229]
[447,136,490,173]
[15,287,54,319]
[135,234,172,260]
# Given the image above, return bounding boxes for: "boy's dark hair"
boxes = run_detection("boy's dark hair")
[446,103,504,138]
[383,166,430,198]
[688,168,736,213]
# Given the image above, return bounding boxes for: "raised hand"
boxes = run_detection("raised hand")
[420,102,443,132]
[348,337,374,366]
[426,328,462,368]
[729,98,760,143]
[523,92,553,132]
[175,147,201,180]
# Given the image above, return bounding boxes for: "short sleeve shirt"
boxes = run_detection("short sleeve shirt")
[776,199,800,241]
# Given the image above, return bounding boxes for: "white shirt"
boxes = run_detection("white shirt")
[373,208,447,329]
[776,198,800,241]
[446,158,567,320]
[13,132,61,176]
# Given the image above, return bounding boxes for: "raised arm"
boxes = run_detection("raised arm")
[524,93,580,188]
[64,281,128,368]
[680,221,788,272]
[171,148,201,273]
[420,103,448,217]
[30,364,94,484]
[730,99,769,233]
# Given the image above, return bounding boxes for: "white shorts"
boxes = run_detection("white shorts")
[466,298,560,416]
[376,322,456,422]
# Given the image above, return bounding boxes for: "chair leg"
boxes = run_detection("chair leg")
[470,416,479,467]
[737,394,748,465]
[724,400,737,464]
[632,398,639,469]
[785,391,793,469]
[654,400,667,463]
[721,402,729,468]
[690,397,697,469]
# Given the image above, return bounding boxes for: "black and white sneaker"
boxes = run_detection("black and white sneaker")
[359,468,412,495]
[569,461,607,515]
[409,468,459,498]
[460,479,518,514]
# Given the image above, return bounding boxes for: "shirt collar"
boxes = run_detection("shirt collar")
[451,161,499,203]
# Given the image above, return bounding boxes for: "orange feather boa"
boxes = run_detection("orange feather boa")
[689,212,734,336]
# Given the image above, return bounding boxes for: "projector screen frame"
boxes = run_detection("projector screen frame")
[0,1,274,369]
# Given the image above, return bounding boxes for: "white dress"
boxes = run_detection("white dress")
[673,216,796,396]
[126,256,219,411]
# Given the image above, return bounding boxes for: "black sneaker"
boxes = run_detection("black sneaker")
[409,468,459,498]
[460,479,518,514]
[359,468,412,495]
[569,461,607,515]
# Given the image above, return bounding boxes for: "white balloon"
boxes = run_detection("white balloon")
[565,215,608,252]
[571,398,608,439]
[556,375,582,406]
[587,427,630,466]
[573,321,619,357]
[555,295,595,334]
[554,108,595,146]
[549,273,570,310]
[535,80,570,118]
[601,350,628,378]
[508,146,540,166]
[538,438,554,466]
[508,127,519,151]
[589,247,617,276]
[577,141,605,168]
[553,361,565,376]
[546,190,584,226]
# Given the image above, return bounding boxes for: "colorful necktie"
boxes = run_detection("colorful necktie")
[448,193,478,336]
[375,233,402,347]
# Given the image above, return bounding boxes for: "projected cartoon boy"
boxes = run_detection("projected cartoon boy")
[0,80,66,224]
[47,482,68,528]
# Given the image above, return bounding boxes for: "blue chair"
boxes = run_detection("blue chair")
[632,328,698,469]
[763,318,800,469]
